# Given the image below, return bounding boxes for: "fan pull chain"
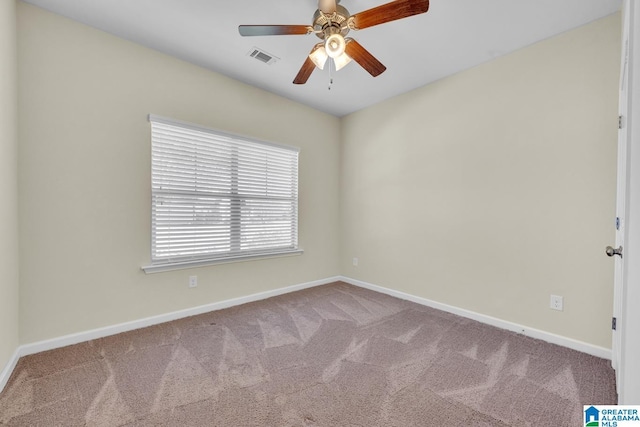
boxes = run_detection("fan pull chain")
[328,58,334,90]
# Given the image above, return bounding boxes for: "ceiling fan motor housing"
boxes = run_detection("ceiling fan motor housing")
[313,5,351,40]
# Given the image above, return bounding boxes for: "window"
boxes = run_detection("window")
[143,115,301,273]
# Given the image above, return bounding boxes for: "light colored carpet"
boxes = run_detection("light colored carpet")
[0,281,617,426]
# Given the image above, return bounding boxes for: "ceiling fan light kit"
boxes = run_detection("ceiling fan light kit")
[333,48,352,71]
[325,33,346,58]
[238,0,430,84]
[309,44,329,69]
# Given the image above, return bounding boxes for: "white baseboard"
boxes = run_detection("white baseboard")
[0,276,340,393]
[19,276,341,357]
[340,276,612,360]
[0,347,21,395]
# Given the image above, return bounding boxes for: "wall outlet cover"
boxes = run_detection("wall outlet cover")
[189,276,198,288]
[550,295,563,311]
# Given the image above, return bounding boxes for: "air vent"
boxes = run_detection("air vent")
[247,47,279,65]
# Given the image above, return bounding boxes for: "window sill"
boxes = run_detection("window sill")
[141,249,304,274]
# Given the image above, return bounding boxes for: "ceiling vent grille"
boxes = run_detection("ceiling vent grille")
[247,47,279,65]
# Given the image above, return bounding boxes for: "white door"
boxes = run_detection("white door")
[611,0,631,388]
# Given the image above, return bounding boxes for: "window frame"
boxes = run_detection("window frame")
[142,115,302,274]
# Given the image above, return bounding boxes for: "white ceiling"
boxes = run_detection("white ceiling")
[22,0,621,117]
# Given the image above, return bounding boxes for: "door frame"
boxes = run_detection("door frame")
[618,0,640,405]
[612,0,630,379]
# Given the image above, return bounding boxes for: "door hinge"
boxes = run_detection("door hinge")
[619,115,624,129]
[616,217,621,231]
[612,317,617,331]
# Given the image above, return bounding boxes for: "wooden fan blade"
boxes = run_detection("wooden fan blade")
[345,39,386,77]
[238,25,311,36]
[351,0,429,30]
[293,47,319,84]
[319,0,337,14]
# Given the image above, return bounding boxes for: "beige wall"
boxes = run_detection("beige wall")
[340,15,620,348]
[0,0,19,373]
[17,2,340,343]
[15,2,620,351]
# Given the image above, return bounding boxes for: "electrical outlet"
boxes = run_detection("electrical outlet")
[550,295,563,311]
[353,257,358,267]
[189,275,198,288]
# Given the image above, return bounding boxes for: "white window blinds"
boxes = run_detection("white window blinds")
[148,115,299,269]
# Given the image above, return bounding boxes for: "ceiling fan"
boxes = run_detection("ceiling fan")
[238,0,430,84]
